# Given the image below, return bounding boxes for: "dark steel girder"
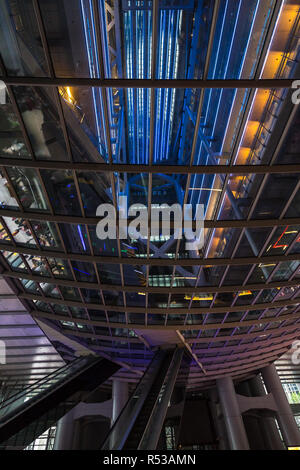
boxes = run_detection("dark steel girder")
[20,291,300,315]
[0,159,299,175]
[0,208,299,229]
[2,243,300,266]
[0,76,294,88]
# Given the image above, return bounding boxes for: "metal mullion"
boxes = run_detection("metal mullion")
[0,167,42,253]
[110,172,126,327]
[1,243,300,267]
[73,170,86,217]
[238,269,300,342]
[1,166,24,211]
[145,1,159,324]
[214,162,300,314]
[0,207,300,229]
[32,0,54,77]
[25,219,42,249]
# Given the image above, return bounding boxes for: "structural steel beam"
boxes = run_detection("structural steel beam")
[3,270,299,294]
[0,77,294,88]
[2,244,300,266]
[1,159,299,175]
[19,291,300,314]
[0,208,299,229]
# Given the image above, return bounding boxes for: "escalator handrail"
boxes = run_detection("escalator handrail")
[101,350,165,450]
[138,347,184,450]
[0,356,83,408]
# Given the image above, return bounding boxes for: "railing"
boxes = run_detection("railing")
[101,350,165,450]
[138,347,184,450]
[0,355,97,425]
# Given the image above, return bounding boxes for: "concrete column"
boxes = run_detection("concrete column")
[249,375,285,450]
[54,407,76,450]
[110,380,129,450]
[216,376,250,450]
[112,380,129,424]
[209,389,228,449]
[261,364,300,447]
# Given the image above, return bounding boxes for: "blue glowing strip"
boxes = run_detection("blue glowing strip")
[77,225,87,251]
[196,0,242,214]
[225,0,261,155]
[205,0,261,257]
[159,11,169,162]
[73,267,91,276]
[80,0,104,158]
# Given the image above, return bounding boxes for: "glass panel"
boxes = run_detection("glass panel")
[60,87,107,162]
[0,220,11,243]
[0,169,20,210]
[0,83,29,159]
[31,220,63,251]
[58,223,90,253]
[252,174,300,220]
[40,169,81,216]
[2,250,28,272]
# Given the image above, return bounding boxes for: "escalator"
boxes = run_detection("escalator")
[0,354,120,446]
[102,348,184,450]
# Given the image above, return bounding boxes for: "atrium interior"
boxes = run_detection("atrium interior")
[0,0,300,451]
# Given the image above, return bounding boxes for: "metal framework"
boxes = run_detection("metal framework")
[0,0,299,390]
